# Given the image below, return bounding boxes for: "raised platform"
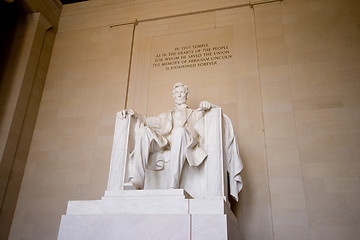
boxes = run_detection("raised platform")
[58,190,241,240]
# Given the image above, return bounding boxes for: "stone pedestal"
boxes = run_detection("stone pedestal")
[58,190,241,240]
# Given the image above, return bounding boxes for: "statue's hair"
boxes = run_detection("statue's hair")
[172,82,189,96]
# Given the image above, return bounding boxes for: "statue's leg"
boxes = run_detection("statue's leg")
[126,126,153,189]
[168,127,190,189]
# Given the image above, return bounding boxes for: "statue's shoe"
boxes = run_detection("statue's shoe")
[123,179,141,190]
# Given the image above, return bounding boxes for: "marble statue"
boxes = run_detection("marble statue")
[119,82,243,200]
[120,83,212,189]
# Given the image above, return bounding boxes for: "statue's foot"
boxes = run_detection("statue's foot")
[123,179,141,190]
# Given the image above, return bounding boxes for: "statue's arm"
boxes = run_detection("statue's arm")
[118,109,165,131]
[144,113,166,130]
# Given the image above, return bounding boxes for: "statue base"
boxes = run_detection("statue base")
[58,190,241,240]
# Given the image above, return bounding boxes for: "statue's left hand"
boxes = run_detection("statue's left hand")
[198,101,212,112]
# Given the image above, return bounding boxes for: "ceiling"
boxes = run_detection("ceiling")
[59,0,88,5]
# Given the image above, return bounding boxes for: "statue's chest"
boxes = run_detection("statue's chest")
[172,109,188,127]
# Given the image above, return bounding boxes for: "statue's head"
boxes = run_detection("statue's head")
[172,82,189,105]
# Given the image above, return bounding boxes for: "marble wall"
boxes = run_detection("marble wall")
[7,0,360,239]
[255,1,360,239]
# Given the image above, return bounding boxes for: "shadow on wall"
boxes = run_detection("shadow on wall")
[0,0,20,92]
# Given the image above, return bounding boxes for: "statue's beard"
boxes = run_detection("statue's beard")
[174,97,186,105]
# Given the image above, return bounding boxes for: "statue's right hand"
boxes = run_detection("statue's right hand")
[118,109,135,119]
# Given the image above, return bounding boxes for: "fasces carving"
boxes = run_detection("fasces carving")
[116,83,243,201]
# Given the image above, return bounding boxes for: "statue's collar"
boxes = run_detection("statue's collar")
[173,103,188,110]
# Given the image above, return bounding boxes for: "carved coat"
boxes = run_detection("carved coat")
[143,106,208,169]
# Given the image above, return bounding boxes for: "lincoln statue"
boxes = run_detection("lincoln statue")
[119,82,214,189]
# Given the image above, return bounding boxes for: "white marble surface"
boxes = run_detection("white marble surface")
[58,214,190,240]
[106,112,131,192]
[58,213,240,240]
[192,215,227,240]
[67,189,192,215]
[191,214,241,240]
[103,189,192,198]
[189,197,227,214]
[189,198,237,225]
[66,190,237,217]
[66,198,189,215]
[59,190,241,239]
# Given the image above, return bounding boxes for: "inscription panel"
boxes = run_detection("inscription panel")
[152,43,232,70]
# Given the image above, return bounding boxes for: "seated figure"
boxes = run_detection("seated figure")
[116,82,243,200]
[120,82,212,189]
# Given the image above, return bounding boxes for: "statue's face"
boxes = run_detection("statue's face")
[172,86,187,105]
